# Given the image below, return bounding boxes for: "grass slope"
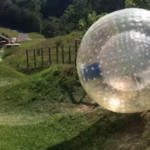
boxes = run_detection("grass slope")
[2,40,42,59]
[29,32,45,39]
[0,64,26,78]
[2,40,44,72]
[0,65,150,150]
[0,27,45,39]
[0,27,18,37]
[2,31,83,73]
[1,31,150,150]
[0,65,85,112]
[0,112,93,150]
[0,64,26,87]
[0,64,90,150]
[40,31,83,48]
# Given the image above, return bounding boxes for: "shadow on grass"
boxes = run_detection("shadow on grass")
[45,113,145,150]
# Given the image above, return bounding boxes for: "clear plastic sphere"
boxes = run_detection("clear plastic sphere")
[77,8,150,113]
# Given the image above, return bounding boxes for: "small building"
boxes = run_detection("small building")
[0,34,20,47]
[0,34,9,45]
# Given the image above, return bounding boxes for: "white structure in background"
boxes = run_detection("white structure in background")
[0,34,21,47]
[10,37,17,43]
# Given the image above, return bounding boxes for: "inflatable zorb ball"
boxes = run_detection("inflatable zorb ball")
[77,8,150,113]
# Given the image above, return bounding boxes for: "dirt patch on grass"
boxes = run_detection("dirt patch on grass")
[74,101,99,113]
[104,112,150,150]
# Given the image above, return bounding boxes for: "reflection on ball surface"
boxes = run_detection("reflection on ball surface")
[77,8,150,113]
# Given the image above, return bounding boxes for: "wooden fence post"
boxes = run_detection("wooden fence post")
[48,48,51,66]
[26,50,29,68]
[33,49,36,67]
[37,48,40,56]
[75,40,78,66]
[69,46,71,64]
[56,47,58,64]
[62,46,64,64]
[41,48,44,66]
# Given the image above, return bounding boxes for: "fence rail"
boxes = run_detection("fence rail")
[26,46,77,68]
[26,39,81,68]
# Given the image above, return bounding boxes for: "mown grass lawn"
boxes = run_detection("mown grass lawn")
[0,112,90,150]
[0,108,141,150]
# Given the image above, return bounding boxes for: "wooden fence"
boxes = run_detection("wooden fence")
[26,39,81,68]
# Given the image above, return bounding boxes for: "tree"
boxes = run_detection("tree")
[89,0,125,14]
[42,16,60,38]
[79,11,107,31]
[61,0,92,32]
[11,0,42,12]
[41,0,73,18]
[125,0,150,9]
[125,0,137,7]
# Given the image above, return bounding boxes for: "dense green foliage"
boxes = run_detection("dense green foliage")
[2,0,150,38]
[125,0,150,9]
[0,0,126,37]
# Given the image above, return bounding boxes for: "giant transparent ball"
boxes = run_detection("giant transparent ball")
[77,8,150,113]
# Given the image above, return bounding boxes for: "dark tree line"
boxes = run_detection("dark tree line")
[0,0,126,37]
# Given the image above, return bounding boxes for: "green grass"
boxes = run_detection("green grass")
[0,112,93,150]
[0,106,144,150]
[0,65,85,112]
[29,32,45,39]
[3,40,42,58]
[0,63,83,114]
[0,64,149,150]
[0,64,89,149]
[40,31,83,48]
[2,31,82,72]
[0,65,25,78]
[0,29,150,150]
[2,40,44,71]
[0,27,18,37]
[0,56,2,62]
[0,64,26,88]
[0,27,46,39]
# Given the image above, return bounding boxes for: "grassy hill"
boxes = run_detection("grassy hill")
[2,31,83,73]
[0,64,91,150]
[1,28,150,150]
[39,31,83,48]
[0,64,149,150]
[0,27,45,40]
[0,27,18,37]
[0,64,26,87]
[29,32,45,39]
[0,64,25,79]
